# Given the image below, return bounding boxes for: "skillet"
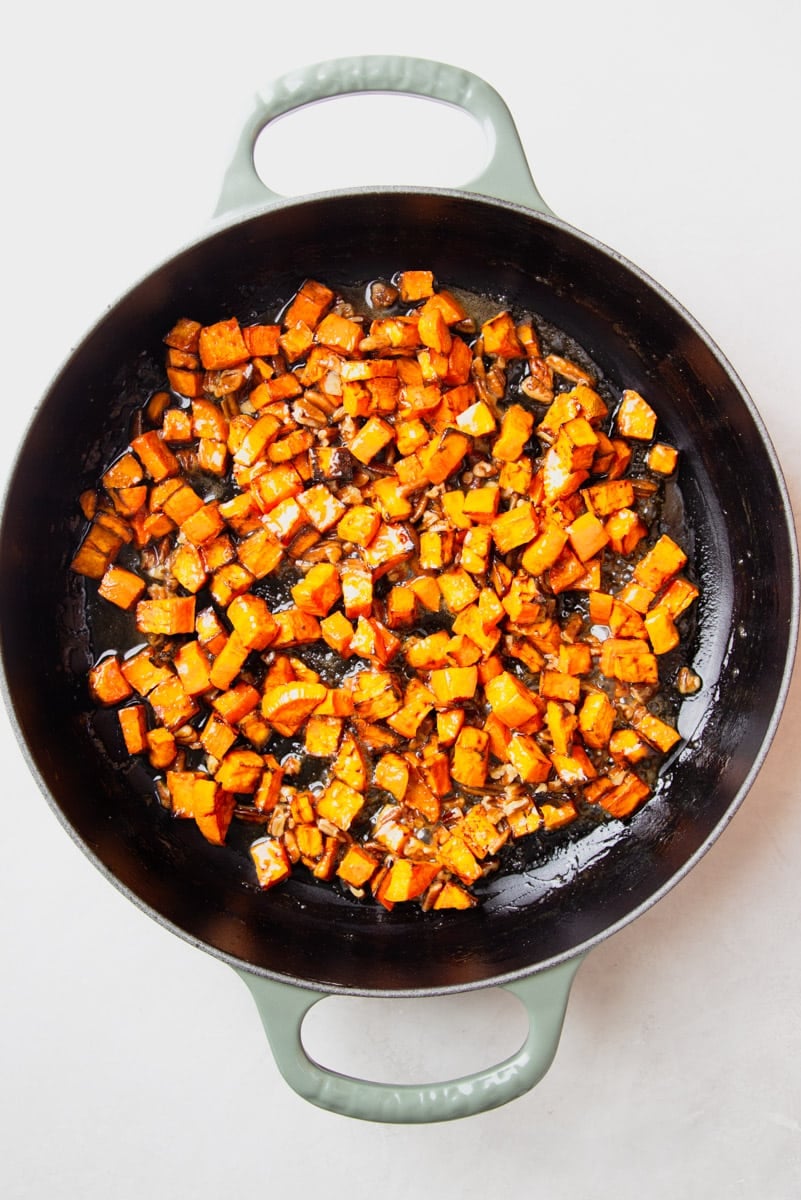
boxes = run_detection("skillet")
[0,55,797,1122]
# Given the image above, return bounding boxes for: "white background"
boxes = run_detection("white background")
[2,1,800,1196]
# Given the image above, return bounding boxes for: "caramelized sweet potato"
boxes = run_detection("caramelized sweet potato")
[76,270,695,912]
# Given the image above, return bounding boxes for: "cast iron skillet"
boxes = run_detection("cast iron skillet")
[0,57,797,1123]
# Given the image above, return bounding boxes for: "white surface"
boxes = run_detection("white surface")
[2,2,800,1196]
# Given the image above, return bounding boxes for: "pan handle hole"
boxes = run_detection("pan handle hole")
[300,987,528,1086]
[254,94,489,197]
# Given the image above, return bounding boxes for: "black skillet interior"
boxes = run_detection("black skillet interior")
[1,190,795,994]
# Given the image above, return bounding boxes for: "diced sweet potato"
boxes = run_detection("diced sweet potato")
[118,704,148,755]
[136,596,196,636]
[89,655,133,706]
[261,681,327,736]
[485,671,541,729]
[250,837,292,889]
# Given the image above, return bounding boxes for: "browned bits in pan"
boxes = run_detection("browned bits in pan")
[72,272,697,911]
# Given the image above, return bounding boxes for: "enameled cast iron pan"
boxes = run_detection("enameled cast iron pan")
[1,57,798,1123]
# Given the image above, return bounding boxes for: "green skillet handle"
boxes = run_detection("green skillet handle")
[236,955,584,1124]
[215,55,552,218]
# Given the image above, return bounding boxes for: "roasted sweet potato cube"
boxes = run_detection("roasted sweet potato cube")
[492,404,534,462]
[459,804,506,859]
[456,400,497,438]
[451,726,489,787]
[485,671,541,729]
[224,594,277,652]
[195,605,227,648]
[647,442,679,474]
[89,655,133,706]
[520,522,569,577]
[233,528,282,581]
[118,704,148,755]
[398,270,434,302]
[250,837,292,889]
[268,429,315,464]
[429,666,478,706]
[462,486,500,525]
[251,463,304,514]
[233,412,283,467]
[372,753,409,803]
[421,429,470,484]
[109,484,148,518]
[460,527,492,575]
[297,485,347,533]
[173,639,212,696]
[149,675,199,730]
[350,669,402,722]
[270,607,321,648]
[433,881,476,910]
[332,733,367,792]
[481,311,525,358]
[633,535,687,592]
[316,778,365,832]
[609,728,652,764]
[539,670,581,704]
[318,610,355,658]
[555,416,599,472]
[166,367,203,397]
[315,312,362,354]
[339,558,372,619]
[146,726,177,769]
[164,317,201,353]
[136,596,196,636]
[243,324,281,357]
[438,835,482,885]
[208,631,249,691]
[264,496,309,545]
[213,681,260,726]
[644,605,680,654]
[180,503,225,547]
[436,569,478,617]
[120,651,172,696]
[199,713,237,762]
[383,859,441,903]
[170,543,208,594]
[304,715,343,757]
[349,416,395,465]
[197,317,249,370]
[507,733,552,783]
[283,279,334,331]
[98,565,146,611]
[630,707,681,754]
[261,681,327,736]
[350,616,401,666]
[545,700,577,757]
[598,638,659,685]
[251,756,283,812]
[165,770,200,817]
[658,576,699,618]
[215,749,264,793]
[436,708,465,747]
[589,772,651,818]
[131,431,180,482]
[385,584,417,629]
[616,389,657,440]
[538,797,579,830]
[491,502,539,554]
[605,508,647,556]
[336,845,380,889]
[103,453,144,491]
[336,504,380,548]
[567,511,610,562]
